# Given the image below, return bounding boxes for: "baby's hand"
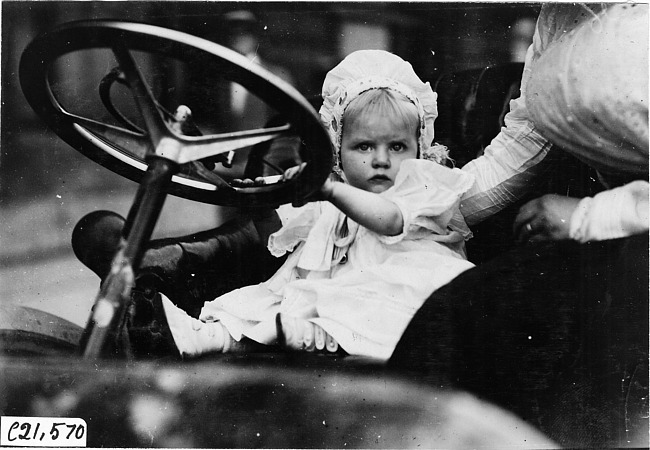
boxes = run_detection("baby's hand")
[319,177,335,201]
[231,177,266,187]
[281,162,307,182]
[282,163,335,207]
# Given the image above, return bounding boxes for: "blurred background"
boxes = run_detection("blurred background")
[0,1,538,326]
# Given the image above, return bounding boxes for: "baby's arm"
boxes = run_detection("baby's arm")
[283,164,403,236]
[322,179,403,236]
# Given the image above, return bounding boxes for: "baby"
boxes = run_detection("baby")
[143,50,476,360]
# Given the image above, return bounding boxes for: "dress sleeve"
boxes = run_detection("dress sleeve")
[267,203,321,257]
[570,180,649,242]
[459,7,556,227]
[275,203,303,226]
[379,159,475,244]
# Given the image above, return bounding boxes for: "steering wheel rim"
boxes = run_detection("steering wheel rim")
[19,20,333,207]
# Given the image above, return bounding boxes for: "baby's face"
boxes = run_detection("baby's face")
[340,111,418,193]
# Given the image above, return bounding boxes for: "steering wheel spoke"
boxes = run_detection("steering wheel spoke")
[177,124,292,164]
[183,161,235,190]
[65,112,152,160]
[99,67,144,133]
[111,43,171,146]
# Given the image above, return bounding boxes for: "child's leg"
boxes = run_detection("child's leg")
[161,295,232,357]
[161,296,270,357]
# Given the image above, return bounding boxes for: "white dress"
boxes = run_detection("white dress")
[200,159,476,360]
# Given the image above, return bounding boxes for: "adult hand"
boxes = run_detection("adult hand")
[513,194,581,243]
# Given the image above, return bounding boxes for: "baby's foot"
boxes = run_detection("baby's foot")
[276,313,340,353]
[161,296,233,357]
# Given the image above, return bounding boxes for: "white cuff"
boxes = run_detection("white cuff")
[569,182,649,243]
[569,197,593,243]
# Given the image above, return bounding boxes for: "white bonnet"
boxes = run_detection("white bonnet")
[319,50,447,176]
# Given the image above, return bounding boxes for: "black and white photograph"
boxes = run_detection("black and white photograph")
[1,1,647,448]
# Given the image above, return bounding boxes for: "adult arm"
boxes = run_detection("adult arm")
[512,4,649,243]
[458,4,600,227]
[514,181,649,243]
[461,4,648,245]
[459,32,555,227]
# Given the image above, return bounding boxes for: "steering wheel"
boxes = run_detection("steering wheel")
[19,20,332,207]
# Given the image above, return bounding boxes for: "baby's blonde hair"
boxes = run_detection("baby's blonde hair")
[342,89,420,147]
